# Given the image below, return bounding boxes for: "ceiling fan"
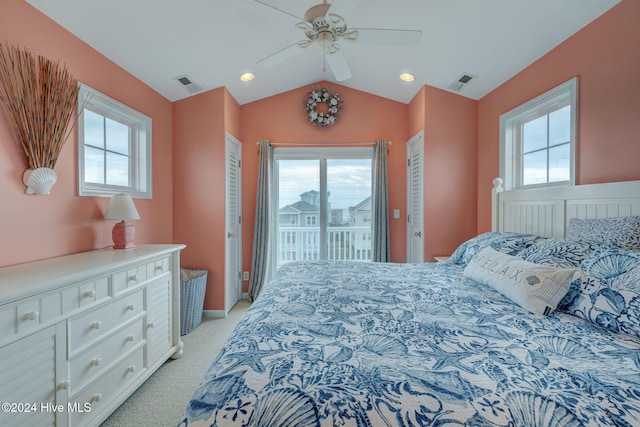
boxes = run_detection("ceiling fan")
[243,0,423,81]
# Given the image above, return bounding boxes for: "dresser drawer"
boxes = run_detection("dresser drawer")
[68,290,144,354]
[61,275,111,314]
[68,347,145,427]
[147,256,171,279]
[113,263,148,294]
[69,317,144,394]
[0,292,63,345]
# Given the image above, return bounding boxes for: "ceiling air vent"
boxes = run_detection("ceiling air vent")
[447,72,477,92]
[174,74,202,94]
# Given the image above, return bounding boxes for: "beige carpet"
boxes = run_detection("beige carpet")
[100,299,251,427]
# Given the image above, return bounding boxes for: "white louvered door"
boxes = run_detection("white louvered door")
[225,134,242,313]
[406,132,424,263]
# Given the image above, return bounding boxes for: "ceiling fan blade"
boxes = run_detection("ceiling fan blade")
[351,28,422,46]
[237,0,304,26]
[326,49,352,81]
[256,41,307,68]
[326,0,363,21]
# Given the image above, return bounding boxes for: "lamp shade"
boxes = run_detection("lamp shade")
[105,193,140,221]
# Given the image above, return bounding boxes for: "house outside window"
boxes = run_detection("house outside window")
[500,78,577,190]
[77,84,152,198]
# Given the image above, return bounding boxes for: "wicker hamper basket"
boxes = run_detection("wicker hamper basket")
[179,268,207,335]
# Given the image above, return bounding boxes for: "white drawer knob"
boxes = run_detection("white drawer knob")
[126,303,136,311]
[91,321,102,330]
[83,290,96,298]
[126,334,135,342]
[90,393,102,403]
[23,311,39,321]
[155,265,164,272]
[147,322,155,329]
[128,275,137,282]
[127,365,136,373]
[57,380,70,390]
[90,357,102,366]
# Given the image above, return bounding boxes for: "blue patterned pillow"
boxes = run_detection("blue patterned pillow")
[559,245,640,339]
[566,216,640,250]
[449,232,546,266]
[519,239,599,268]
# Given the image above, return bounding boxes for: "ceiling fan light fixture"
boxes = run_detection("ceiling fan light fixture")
[240,72,255,82]
[400,73,415,82]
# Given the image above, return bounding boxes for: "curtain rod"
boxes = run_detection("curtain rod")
[256,141,392,147]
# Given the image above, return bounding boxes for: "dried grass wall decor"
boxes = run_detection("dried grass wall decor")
[0,44,79,170]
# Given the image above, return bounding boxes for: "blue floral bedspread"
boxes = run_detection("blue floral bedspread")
[180,261,640,426]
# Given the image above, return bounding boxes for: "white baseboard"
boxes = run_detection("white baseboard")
[203,310,226,319]
[203,296,251,319]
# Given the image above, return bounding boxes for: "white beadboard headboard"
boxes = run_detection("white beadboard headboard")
[492,178,640,238]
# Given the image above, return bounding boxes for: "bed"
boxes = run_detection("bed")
[179,179,640,426]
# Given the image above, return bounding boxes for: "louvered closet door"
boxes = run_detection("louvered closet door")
[225,134,242,313]
[406,132,424,263]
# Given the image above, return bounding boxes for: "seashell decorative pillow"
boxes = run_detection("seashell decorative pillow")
[559,245,640,339]
[464,248,578,316]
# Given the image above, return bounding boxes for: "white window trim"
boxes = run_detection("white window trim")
[500,77,577,190]
[77,83,152,198]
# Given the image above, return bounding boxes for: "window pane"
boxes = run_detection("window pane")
[549,143,570,182]
[327,159,372,224]
[84,109,104,149]
[84,146,104,184]
[523,150,547,186]
[278,160,319,267]
[549,105,570,147]
[523,115,547,153]
[278,160,319,209]
[327,159,372,262]
[106,152,130,186]
[106,118,130,155]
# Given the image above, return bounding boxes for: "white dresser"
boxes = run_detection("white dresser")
[0,244,185,427]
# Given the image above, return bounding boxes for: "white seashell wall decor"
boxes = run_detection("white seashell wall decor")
[22,167,58,195]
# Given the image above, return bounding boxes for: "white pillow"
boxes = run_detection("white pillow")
[464,248,578,316]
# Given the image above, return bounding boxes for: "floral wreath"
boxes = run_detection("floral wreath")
[304,87,343,127]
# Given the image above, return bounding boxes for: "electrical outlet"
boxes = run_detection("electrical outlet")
[243,271,249,281]
[393,209,400,219]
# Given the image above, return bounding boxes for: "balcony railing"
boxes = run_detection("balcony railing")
[277,226,372,267]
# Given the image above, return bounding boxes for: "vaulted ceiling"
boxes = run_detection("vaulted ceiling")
[26,0,620,105]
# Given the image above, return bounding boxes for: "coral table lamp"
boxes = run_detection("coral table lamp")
[105,194,140,249]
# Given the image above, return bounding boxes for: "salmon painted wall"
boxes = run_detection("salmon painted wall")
[408,87,426,138]
[408,86,478,261]
[173,87,240,311]
[423,86,477,260]
[0,0,174,267]
[239,82,410,284]
[477,0,640,232]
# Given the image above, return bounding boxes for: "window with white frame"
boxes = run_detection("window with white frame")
[77,84,152,198]
[500,78,577,190]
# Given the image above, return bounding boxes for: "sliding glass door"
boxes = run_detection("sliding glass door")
[275,148,372,269]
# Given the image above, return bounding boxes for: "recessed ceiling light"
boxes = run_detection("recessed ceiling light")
[400,73,415,82]
[240,72,254,82]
